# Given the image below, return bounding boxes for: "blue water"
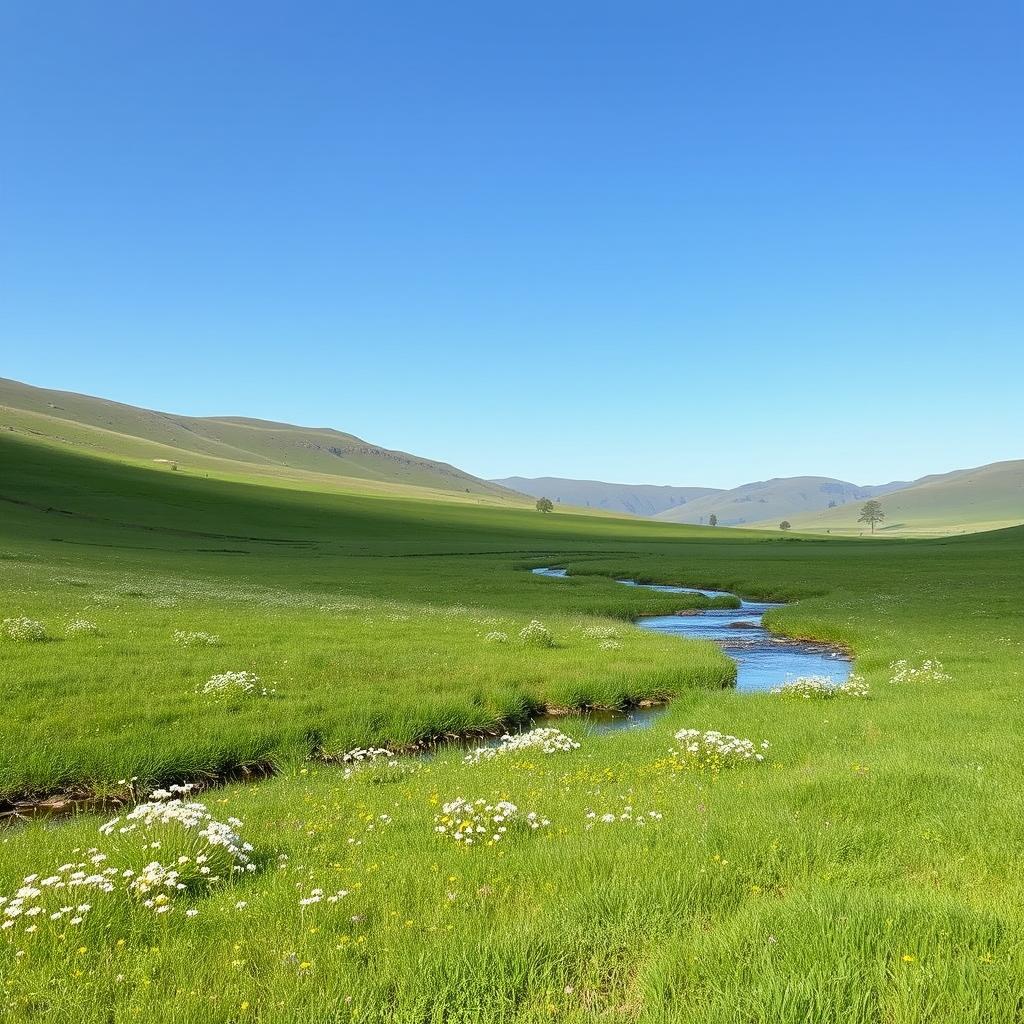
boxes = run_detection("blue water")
[531,567,851,695]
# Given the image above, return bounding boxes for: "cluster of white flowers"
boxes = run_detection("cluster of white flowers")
[518,620,554,648]
[598,639,622,651]
[298,887,350,907]
[173,630,222,646]
[341,747,394,764]
[2,616,48,642]
[672,729,770,767]
[580,625,618,641]
[434,798,550,845]
[889,659,950,685]
[338,747,413,782]
[584,806,663,830]
[65,618,99,636]
[100,789,255,905]
[464,727,580,765]
[1,789,255,931]
[197,671,272,699]
[772,674,870,699]
[1,853,115,933]
[483,631,509,644]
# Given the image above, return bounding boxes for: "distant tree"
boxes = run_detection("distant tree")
[535,497,554,513]
[857,499,885,534]
[709,513,718,527]
[779,520,791,531]
[827,500,837,509]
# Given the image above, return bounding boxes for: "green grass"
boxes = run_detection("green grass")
[1,431,1024,1022]
[0,375,523,501]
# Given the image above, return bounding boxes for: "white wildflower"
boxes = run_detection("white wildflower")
[671,729,770,768]
[518,620,554,648]
[2,617,48,642]
[772,674,870,698]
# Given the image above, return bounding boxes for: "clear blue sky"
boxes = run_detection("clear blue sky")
[2,2,1022,489]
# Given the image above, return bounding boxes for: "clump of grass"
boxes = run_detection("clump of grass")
[173,629,222,646]
[65,618,100,637]
[197,671,273,701]
[519,620,554,647]
[2,616,48,642]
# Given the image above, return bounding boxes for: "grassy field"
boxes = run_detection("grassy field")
[2,431,1024,1022]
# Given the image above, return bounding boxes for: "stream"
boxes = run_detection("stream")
[531,567,851,732]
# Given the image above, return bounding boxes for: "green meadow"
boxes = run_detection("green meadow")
[2,431,1024,1022]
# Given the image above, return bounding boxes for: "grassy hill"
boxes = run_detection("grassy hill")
[653,475,907,527]
[491,475,720,516]
[750,459,1024,536]
[0,376,522,504]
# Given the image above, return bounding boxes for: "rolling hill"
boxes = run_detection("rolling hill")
[750,460,1024,536]
[651,476,908,527]
[0,377,523,504]
[491,476,721,516]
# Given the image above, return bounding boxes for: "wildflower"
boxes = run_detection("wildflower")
[670,729,770,769]
[173,630,222,646]
[518,620,554,648]
[889,659,950,685]
[65,619,100,636]
[197,671,273,700]
[580,624,618,641]
[464,727,580,765]
[771,675,869,699]
[434,798,551,845]
[2,617,48,642]
[584,805,664,830]
[483,631,509,643]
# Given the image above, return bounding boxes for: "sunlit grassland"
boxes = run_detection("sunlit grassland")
[2,432,1024,1022]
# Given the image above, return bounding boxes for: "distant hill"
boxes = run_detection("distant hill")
[491,476,721,516]
[753,461,1024,536]
[651,476,908,527]
[0,377,522,503]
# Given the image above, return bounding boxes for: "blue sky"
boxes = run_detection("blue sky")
[2,2,1022,489]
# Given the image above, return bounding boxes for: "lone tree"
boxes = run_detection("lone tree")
[535,497,554,513]
[779,520,791,531]
[709,513,718,527]
[857,499,885,534]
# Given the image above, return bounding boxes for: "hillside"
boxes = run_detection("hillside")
[492,476,720,516]
[0,377,522,504]
[653,476,908,527]
[752,460,1024,536]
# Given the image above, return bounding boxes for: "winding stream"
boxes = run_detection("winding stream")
[532,567,851,731]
